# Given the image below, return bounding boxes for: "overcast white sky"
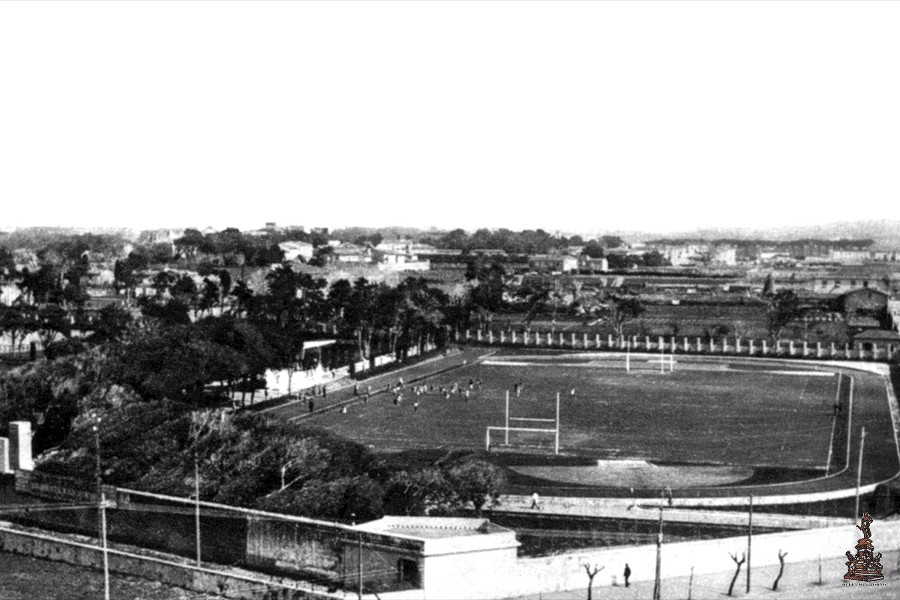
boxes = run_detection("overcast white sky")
[1,1,898,235]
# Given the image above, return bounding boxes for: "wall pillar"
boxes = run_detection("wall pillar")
[0,438,10,474]
[609,334,615,348]
[488,330,493,344]
[802,341,808,357]
[735,338,742,354]
[511,331,517,344]
[749,339,755,355]
[583,333,588,348]
[571,332,577,347]
[762,340,768,355]
[816,341,822,358]
[595,333,601,348]
[477,330,483,342]
[645,336,651,350]
[831,342,836,357]
[788,340,795,356]
[844,343,850,359]
[546,331,552,346]
[696,337,702,352]
[9,421,33,471]
[721,337,728,353]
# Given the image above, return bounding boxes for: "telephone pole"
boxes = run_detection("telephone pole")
[92,416,110,600]
[746,495,753,593]
[854,427,866,520]
[653,502,663,600]
[195,457,201,566]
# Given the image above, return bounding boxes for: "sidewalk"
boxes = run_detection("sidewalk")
[507,550,899,599]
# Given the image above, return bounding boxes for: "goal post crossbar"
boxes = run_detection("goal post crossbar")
[509,417,556,423]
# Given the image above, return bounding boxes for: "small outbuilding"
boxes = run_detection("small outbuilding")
[341,516,519,599]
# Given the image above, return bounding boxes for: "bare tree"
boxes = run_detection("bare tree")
[772,550,788,591]
[727,551,746,596]
[583,563,605,600]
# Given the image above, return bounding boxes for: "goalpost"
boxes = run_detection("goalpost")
[486,391,560,454]
[626,341,676,374]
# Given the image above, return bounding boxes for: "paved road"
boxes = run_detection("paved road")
[506,550,899,599]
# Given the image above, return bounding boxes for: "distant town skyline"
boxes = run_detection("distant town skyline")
[2,2,899,235]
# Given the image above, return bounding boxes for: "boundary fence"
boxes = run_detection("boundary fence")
[457,328,899,362]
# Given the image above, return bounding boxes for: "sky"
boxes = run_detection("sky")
[1,1,899,236]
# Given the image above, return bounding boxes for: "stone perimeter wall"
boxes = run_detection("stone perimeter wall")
[0,520,337,600]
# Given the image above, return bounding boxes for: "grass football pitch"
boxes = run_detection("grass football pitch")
[313,352,838,472]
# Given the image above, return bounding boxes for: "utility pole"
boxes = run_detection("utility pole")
[746,495,753,593]
[653,503,663,600]
[505,390,509,445]
[555,392,560,455]
[92,417,110,600]
[195,457,201,567]
[357,533,363,600]
[854,427,866,521]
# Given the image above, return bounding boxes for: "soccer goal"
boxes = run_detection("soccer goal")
[486,391,560,454]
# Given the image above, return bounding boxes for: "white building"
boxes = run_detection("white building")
[278,241,314,262]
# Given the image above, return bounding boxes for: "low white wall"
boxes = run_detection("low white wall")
[502,521,900,597]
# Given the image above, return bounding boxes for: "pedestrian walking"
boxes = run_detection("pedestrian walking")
[413,400,419,412]
[354,382,359,396]
[308,398,315,413]
[530,492,541,510]
[623,564,631,587]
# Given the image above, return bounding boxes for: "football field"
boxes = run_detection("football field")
[314,351,843,481]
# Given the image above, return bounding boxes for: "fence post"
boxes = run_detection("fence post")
[477,330,482,342]
[816,341,822,358]
[762,340,768,355]
[788,340,795,356]
[802,341,809,357]
[609,334,615,348]
[831,342,836,357]
[749,339,755,355]
[583,333,588,348]
[511,330,516,344]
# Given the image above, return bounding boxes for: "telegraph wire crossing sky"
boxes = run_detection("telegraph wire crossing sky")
[0,1,898,234]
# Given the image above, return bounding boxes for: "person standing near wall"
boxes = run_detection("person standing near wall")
[624,563,631,587]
